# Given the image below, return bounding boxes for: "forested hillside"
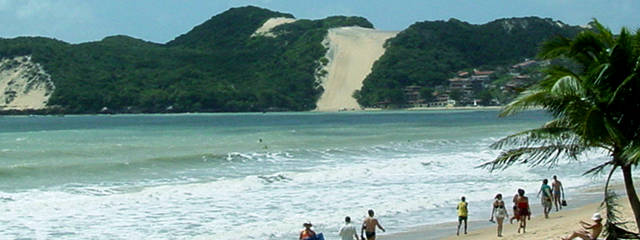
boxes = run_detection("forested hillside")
[0,6,372,113]
[356,17,584,107]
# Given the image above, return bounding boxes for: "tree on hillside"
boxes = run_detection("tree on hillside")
[480,20,640,238]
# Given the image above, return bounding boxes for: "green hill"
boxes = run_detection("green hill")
[0,6,372,113]
[356,17,584,107]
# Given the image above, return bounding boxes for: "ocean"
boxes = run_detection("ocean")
[0,110,608,239]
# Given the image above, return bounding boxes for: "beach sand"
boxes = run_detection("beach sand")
[379,184,639,240]
[315,27,398,112]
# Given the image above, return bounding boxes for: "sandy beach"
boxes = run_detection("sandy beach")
[379,183,639,240]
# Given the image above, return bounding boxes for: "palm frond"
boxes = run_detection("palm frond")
[480,144,586,171]
[601,190,637,240]
[499,90,549,117]
[551,75,584,96]
[584,160,615,176]
[590,19,615,47]
[490,126,574,150]
[538,65,582,90]
[570,31,608,67]
[609,73,637,106]
[622,141,640,165]
[538,36,572,60]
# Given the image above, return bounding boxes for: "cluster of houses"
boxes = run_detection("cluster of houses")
[402,59,549,107]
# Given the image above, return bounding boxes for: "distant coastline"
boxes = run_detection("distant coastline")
[1,105,508,116]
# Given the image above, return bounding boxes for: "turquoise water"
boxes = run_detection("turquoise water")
[0,110,607,239]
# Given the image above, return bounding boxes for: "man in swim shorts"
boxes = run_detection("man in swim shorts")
[552,175,564,211]
[361,209,385,240]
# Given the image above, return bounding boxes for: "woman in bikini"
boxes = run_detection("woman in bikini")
[490,193,509,237]
[516,189,530,233]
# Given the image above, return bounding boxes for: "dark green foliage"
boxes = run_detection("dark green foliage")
[0,6,373,113]
[358,17,583,107]
[482,20,640,234]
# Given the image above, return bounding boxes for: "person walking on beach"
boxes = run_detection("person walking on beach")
[552,175,565,211]
[490,193,509,237]
[561,213,603,240]
[339,216,359,240]
[537,179,553,218]
[510,190,520,224]
[299,222,316,240]
[456,196,468,235]
[361,209,385,240]
[515,189,530,233]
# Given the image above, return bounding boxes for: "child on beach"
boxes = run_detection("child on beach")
[456,196,468,235]
[561,213,603,240]
[490,193,509,237]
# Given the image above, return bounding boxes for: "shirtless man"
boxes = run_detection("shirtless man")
[361,209,385,240]
[561,213,603,240]
[552,175,565,211]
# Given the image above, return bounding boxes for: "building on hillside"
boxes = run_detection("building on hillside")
[457,71,469,77]
[448,77,473,95]
[503,75,531,93]
[429,92,451,107]
[403,85,426,106]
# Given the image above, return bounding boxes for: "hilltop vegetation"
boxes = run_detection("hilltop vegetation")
[356,17,584,107]
[1,6,589,113]
[0,6,372,113]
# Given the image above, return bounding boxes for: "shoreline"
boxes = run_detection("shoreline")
[379,182,638,240]
[0,105,508,116]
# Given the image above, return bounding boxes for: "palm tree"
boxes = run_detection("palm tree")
[481,20,640,235]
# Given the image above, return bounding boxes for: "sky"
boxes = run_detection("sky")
[1,0,639,44]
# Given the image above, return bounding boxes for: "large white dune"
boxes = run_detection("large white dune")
[315,27,398,111]
[0,56,55,110]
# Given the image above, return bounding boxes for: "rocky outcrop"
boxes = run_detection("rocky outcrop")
[0,56,55,110]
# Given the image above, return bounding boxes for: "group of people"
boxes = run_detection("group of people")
[300,209,385,240]
[300,176,603,239]
[456,175,603,239]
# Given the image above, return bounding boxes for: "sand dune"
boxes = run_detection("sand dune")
[0,56,54,110]
[252,17,297,37]
[315,27,398,111]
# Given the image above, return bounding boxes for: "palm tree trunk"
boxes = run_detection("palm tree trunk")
[621,164,640,230]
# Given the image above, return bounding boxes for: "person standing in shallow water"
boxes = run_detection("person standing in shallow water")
[456,196,468,235]
[490,193,509,237]
[361,209,385,240]
[552,175,565,211]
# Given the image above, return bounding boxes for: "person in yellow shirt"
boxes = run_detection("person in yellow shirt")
[457,196,468,235]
